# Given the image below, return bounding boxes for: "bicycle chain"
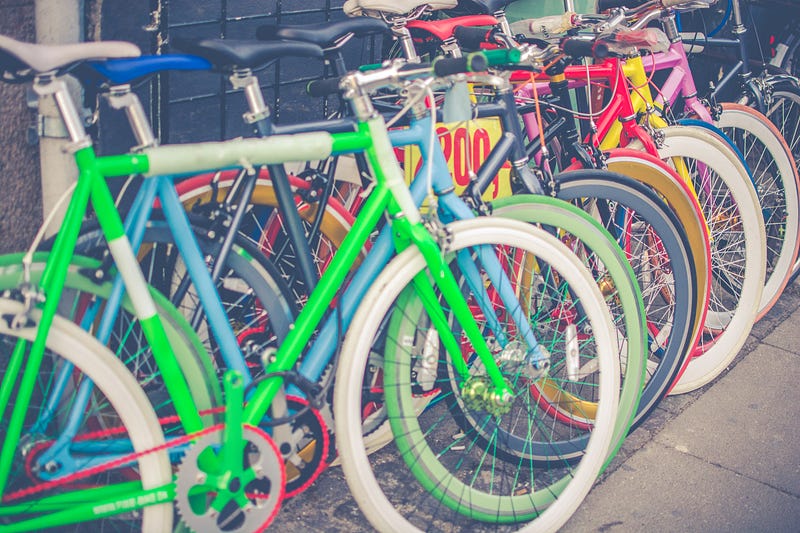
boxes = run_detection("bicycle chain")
[4,406,225,503]
[281,396,330,499]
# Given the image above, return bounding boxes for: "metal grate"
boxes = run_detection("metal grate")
[97,0,380,149]
[144,0,382,144]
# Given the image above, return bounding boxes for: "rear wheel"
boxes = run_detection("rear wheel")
[715,103,800,317]
[0,253,222,431]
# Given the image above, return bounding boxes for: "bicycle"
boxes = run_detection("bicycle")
[588,0,800,321]
[87,35,649,471]
[40,41,336,497]
[497,8,767,393]
[676,1,800,196]
[0,36,628,531]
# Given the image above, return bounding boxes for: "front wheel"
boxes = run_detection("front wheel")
[334,218,620,532]
[0,297,172,531]
[715,103,800,318]
[760,83,800,279]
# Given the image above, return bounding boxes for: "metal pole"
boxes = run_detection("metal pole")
[34,0,83,234]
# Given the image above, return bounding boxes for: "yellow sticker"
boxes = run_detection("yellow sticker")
[402,117,513,201]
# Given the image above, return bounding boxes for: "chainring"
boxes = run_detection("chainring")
[282,395,329,498]
[175,424,285,533]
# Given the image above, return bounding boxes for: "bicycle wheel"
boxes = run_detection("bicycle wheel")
[74,220,297,376]
[765,84,800,167]
[760,83,800,276]
[653,126,766,394]
[334,217,620,532]
[771,27,800,77]
[549,169,697,430]
[604,150,711,336]
[0,252,221,429]
[715,102,800,317]
[0,297,172,531]
[491,192,646,466]
[71,222,326,496]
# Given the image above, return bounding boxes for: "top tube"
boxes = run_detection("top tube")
[91,131,373,179]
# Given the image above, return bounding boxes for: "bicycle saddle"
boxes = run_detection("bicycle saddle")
[88,54,212,85]
[256,17,390,49]
[170,38,324,70]
[343,0,457,17]
[406,15,498,41]
[451,0,517,15]
[0,34,139,75]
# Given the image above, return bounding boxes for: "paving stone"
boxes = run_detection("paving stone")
[655,344,800,496]
[563,442,800,532]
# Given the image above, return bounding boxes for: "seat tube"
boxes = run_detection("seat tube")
[236,69,320,291]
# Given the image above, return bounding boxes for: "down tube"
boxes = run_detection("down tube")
[294,116,549,387]
[410,115,543,355]
[290,131,437,386]
[293,119,496,386]
[157,176,251,381]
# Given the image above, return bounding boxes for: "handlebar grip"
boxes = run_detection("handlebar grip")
[481,48,522,67]
[561,38,609,59]
[358,62,384,71]
[525,13,577,36]
[453,25,492,51]
[433,53,487,76]
[306,77,341,97]
[596,0,647,11]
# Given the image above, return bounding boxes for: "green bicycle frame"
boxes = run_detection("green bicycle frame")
[0,113,516,530]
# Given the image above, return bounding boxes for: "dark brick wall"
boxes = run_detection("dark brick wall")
[97,1,380,150]
[0,0,41,253]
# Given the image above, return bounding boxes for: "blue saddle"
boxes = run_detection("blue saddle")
[89,54,211,84]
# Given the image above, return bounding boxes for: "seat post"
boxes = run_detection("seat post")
[230,68,271,127]
[106,85,158,149]
[391,20,421,61]
[33,74,92,151]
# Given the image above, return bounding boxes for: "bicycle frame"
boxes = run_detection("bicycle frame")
[514,57,661,164]
[36,55,546,463]
[680,0,769,109]
[160,66,549,391]
[0,65,539,530]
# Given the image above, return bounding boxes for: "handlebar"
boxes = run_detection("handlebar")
[561,37,610,59]
[306,52,490,98]
[433,53,487,76]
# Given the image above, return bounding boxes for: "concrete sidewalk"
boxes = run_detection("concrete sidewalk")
[563,283,800,532]
[275,284,800,532]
